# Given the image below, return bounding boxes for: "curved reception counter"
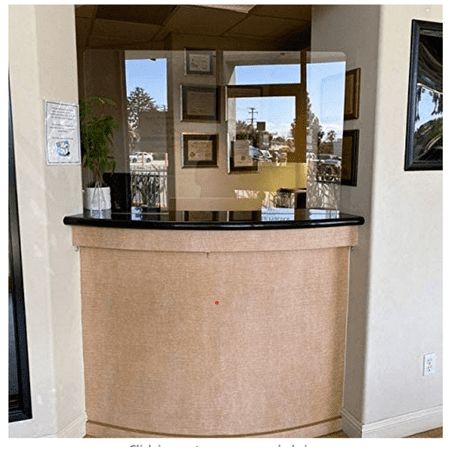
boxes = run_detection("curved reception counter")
[64,209,364,438]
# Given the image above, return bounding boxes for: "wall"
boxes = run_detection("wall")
[9,5,85,437]
[311,4,442,437]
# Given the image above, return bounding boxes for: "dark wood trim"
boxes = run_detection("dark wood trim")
[341,129,359,187]
[227,83,301,98]
[344,68,360,121]
[9,83,33,423]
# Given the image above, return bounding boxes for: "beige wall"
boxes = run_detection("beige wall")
[9,5,85,438]
[365,4,442,425]
[312,4,442,437]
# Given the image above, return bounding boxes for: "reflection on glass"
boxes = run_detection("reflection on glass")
[413,32,442,162]
[229,96,296,167]
[305,54,346,210]
[235,64,301,85]
[125,52,169,210]
[224,51,301,85]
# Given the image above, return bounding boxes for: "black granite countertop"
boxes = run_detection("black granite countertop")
[63,209,364,230]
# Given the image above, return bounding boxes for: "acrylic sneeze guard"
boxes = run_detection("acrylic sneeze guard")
[100,50,346,213]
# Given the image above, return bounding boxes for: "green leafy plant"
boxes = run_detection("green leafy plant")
[79,96,118,188]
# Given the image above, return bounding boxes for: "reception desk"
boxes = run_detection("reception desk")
[64,210,364,438]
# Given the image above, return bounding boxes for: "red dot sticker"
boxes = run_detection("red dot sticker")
[214,300,220,305]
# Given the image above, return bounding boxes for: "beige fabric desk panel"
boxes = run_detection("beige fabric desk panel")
[73,226,358,438]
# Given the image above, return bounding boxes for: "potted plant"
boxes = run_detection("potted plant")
[79,96,118,211]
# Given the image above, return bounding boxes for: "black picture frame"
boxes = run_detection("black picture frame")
[341,130,359,186]
[185,49,215,76]
[182,134,218,168]
[181,85,220,122]
[404,20,442,171]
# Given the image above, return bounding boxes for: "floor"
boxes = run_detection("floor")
[321,427,443,438]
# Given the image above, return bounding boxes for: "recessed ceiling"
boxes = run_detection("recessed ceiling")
[75,4,311,51]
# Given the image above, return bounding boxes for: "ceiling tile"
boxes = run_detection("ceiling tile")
[250,5,311,21]
[164,5,246,36]
[75,5,97,19]
[95,5,177,26]
[225,15,309,40]
[91,19,161,42]
[88,35,154,49]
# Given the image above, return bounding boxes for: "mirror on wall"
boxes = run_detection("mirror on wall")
[405,20,443,171]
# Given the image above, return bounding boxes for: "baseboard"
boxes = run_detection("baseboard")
[56,414,87,438]
[342,405,442,438]
[341,408,362,437]
[86,417,342,438]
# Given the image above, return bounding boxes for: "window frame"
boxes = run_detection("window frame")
[9,85,32,423]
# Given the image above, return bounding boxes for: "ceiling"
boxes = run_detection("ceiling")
[75,4,311,51]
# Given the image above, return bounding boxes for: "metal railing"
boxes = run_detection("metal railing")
[131,168,167,210]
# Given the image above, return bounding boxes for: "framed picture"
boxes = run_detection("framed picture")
[182,134,218,168]
[181,85,219,122]
[185,49,215,75]
[344,68,361,120]
[229,139,258,173]
[341,130,359,186]
[404,20,442,171]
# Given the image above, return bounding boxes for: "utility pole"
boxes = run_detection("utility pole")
[247,107,258,128]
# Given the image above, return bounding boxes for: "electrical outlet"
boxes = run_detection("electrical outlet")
[423,353,436,376]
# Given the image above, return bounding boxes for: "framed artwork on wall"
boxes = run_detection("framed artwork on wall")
[404,20,442,171]
[228,139,259,173]
[181,85,220,122]
[185,49,215,75]
[344,68,361,120]
[182,134,218,168]
[341,130,359,186]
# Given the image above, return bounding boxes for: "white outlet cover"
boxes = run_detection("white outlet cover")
[423,353,436,376]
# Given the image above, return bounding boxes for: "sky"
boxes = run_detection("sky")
[125,55,346,139]
[125,58,168,107]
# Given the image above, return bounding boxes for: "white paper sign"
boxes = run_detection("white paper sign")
[45,101,81,165]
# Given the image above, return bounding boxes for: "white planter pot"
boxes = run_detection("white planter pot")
[84,187,111,211]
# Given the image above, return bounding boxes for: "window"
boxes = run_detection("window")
[125,52,169,209]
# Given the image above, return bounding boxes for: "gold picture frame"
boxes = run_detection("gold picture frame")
[344,68,361,120]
